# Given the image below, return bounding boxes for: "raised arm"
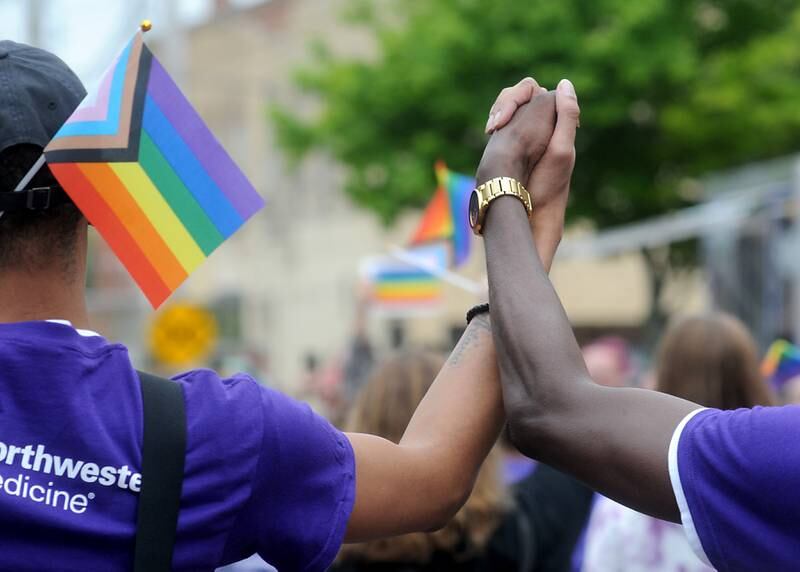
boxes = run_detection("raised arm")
[343,313,501,541]
[478,79,700,523]
[344,82,564,542]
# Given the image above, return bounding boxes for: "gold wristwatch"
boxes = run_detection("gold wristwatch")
[469,176,533,235]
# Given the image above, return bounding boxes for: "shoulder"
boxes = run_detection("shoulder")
[172,367,353,492]
[671,405,800,486]
[172,368,343,444]
[169,369,355,569]
[669,406,800,571]
[246,383,355,571]
[172,369,266,458]
[175,370,357,571]
[172,367,260,390]
[674,403,800,434]
[173,368,261,409]
[169,370,268,566]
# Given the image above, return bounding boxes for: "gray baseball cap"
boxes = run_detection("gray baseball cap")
[0,40,86,154]
[0,41,85,213]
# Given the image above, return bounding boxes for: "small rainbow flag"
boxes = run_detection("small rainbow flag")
[44,30,264,307]
[409,161,474,267]
[362,244,448,314]
[761,340,800,392]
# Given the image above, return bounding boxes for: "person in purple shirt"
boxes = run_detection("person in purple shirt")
[479,79,800,571]
[0,42,573,571]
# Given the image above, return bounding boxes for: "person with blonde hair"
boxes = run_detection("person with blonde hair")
[334,352,593,572]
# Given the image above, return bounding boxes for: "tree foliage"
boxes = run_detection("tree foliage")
[272,0,800,227]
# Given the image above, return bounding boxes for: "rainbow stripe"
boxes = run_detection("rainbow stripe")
[363,244,448,313]
[409,161,474,267]
[762,340,800,391]
[45,32,264,307]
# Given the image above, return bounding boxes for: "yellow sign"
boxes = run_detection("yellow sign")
[149,303,218,366]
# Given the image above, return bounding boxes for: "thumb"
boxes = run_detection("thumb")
[550,79,580,158]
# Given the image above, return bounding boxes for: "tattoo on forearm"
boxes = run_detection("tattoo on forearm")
[447,314,491,367]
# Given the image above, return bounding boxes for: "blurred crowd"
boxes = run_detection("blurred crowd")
[222,287,798,572]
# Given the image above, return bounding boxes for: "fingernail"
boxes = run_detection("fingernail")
[485,113,494,133]
[489,111,499,132]
[488,112,499,132]
[558,78,576,98]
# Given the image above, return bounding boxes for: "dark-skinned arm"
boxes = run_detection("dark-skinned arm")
[478,80,700,523]
[343,83,561,542]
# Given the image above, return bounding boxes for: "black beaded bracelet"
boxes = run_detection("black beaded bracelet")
[466,303,490,325]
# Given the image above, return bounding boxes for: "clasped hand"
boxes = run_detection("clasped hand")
[476,77,580,245]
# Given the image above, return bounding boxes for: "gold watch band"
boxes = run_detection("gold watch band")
[479,177,533,214]
[470,177,532,235]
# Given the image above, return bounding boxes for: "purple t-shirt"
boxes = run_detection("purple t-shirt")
[0,321,356,571]
[669,406,800,571]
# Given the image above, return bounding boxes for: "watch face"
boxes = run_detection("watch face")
[469,191,480,228]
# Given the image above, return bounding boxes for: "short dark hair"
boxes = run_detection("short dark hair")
[0,144,84,272]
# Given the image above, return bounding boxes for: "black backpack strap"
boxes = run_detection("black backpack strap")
[133,371,187,572]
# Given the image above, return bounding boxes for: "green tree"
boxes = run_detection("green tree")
[272,0,800,335]
[274,0,800,222]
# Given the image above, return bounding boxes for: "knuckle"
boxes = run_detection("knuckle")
[491,87,514,111]
[551,144,575,163]
[561,100,581,119]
